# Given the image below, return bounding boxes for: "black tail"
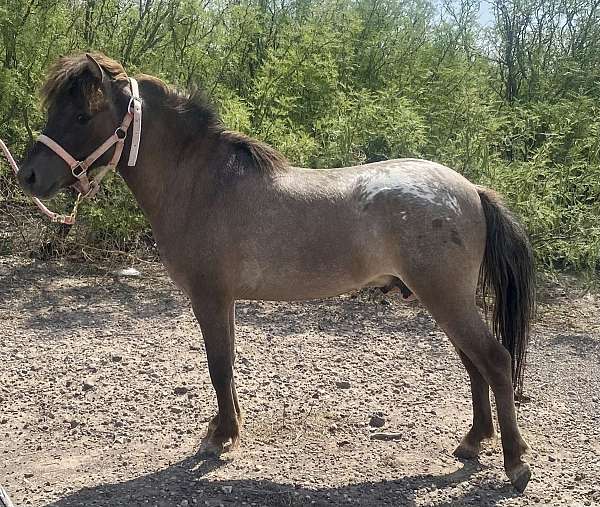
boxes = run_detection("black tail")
[477,186,536,398]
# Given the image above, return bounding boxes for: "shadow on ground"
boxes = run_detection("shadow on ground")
[0,259,436,343]
[553,333,600,358]
[45,450,518,507]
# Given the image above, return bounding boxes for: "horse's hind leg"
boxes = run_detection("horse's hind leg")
[429,300,530,491]
[453,351,495,458]
[407,267,530,490]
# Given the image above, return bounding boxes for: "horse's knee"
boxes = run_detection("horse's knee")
[443,317,512,389]
[471,342,513,390]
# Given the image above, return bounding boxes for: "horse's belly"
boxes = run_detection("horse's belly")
[236,255,399,301]
[239,279,366,301]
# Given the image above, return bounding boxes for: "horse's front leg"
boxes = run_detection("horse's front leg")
[192,295,241,454]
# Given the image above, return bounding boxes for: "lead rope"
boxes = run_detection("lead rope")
[0,484,16,507]
[0,138,78,224]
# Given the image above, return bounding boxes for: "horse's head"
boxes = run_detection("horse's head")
[19,52,131,198]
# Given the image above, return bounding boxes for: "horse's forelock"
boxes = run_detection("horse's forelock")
[41,52,128,110]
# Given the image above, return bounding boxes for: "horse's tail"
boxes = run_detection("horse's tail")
[476,186,535,398]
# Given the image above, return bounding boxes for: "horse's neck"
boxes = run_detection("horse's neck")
[118,125,169,223]
[118,112,211,226]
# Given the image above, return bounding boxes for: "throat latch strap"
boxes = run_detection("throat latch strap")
[128,77,142,166]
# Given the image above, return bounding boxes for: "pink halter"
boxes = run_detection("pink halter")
[37,77,142,200]
[0,78,142,225]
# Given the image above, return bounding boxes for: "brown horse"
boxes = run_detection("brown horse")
[18,53,535,492]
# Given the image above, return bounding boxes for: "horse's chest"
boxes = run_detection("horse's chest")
[153,235,197,296]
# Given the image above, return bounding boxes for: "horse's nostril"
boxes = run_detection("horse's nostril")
[25,170,36,185]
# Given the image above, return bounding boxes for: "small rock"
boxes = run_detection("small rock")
[370,432,403,441]
[24,472,34,478]
[221,485,232,494]
[336,381,351,389]
[68,419,80,429]
[548,455,556,462]
[369,415,386,428]
[82,380,95,392]
[174,386,189,395]
[110,354,123,362]
[113,267,141,277]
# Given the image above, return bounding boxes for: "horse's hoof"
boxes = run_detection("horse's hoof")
[453,440,480,459]
[508,462,531,493]
[200,432,240,456]
[200,438,229,456]
[199,440,224,456]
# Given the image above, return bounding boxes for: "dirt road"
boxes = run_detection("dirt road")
[0,256,598,506]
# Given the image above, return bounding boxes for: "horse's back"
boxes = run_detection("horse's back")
[288,158,482,213]
[243,158,488,299]
[286,158,486,252]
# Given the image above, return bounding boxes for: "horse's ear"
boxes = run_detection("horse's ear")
[85,53,105,84]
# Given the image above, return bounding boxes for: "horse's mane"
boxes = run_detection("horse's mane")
[41,52,129,109]
[138,75,288,174]
[41,52,288,175]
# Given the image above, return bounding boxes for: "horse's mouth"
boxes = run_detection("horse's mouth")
[24,180,64,200]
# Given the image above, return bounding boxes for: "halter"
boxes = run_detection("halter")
[0,78,142,225]
[38,78,142,202]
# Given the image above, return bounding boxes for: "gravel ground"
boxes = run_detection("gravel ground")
[0,255,599,507]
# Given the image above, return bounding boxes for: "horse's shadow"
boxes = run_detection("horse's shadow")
[2,259,438,342]
[45,450,519,507]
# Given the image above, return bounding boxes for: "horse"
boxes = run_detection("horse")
[17,52,535,492]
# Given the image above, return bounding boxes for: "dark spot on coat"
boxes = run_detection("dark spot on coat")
[432,217,444,229]
[451,229,463,247]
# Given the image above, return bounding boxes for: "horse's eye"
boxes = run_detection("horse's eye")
[76,113,90,124]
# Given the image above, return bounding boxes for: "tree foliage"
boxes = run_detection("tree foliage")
[1,0,600,271]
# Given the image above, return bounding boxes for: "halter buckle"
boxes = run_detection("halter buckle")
[115,126,127,140]
[71,162,86,179]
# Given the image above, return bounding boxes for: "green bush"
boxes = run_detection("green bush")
[3,0,600,272]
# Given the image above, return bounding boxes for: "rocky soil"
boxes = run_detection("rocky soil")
[0,255,599,506]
